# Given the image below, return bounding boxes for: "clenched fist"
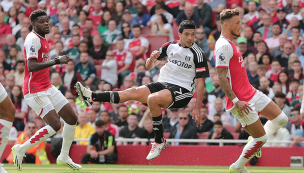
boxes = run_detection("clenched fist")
[56,55,70,64]
[149,50,160,60]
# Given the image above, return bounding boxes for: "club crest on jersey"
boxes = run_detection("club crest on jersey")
[30,46,35,52]
[185,56,191,61]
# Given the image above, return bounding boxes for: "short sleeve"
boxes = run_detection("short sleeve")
[157,41,173,60]
[88,135,95,145]
[24,36,41,60]
[191,44,210,78]
[215,43,233,68]
[21,100,28,112]
[140,37,149,48]
[124,52,133,64]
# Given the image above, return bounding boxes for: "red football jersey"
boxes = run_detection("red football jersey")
[23,31,52,95]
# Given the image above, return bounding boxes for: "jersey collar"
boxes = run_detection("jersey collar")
[32,30,46,39]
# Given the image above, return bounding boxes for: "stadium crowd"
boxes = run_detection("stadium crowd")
[1,0,304,164]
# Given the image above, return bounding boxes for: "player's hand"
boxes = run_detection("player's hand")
[56,55,69,64]
[191,107,202,127]
[90,150,98,158]
[235,101,252,116]
[149,50,160,60]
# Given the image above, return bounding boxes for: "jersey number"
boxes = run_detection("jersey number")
[238,56,244,63]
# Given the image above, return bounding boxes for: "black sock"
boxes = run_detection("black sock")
[92,91,120,103]
[152,115,164,143]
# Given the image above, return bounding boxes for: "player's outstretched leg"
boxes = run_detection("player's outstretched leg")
[75,81,151,107]
[0,86,15,173]
[146,89,173,160]
[56,103,81,170]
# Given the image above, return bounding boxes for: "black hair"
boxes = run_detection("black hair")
[29,9,47,23]
[15,60,25,67]
[95,120,106,127]
[101,11,112,26]
[121,22,131,39]
[290,79,300,84]
[101,110,110,116]
[79,10,88,17]
[159,13,168,24]
[291,107,300,113]
[118,105,128,110]
[291,27,300,32]
[72,34,80,37]
[201,105,207,109]
[72,24,80,28]
[129,113,138,117]
[274,92,286,98]
[178,20,196,33]
[293,60,301,64]
[214,120,223,126]
[132,24,141,30]
[258,52,273,65]
[214,114,221,118]
[253,31,262,37]
[272,59,280,64]
[10,85,23,108]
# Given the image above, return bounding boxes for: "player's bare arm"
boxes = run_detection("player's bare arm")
[27,55,69,72]
[216,68,252,115]
[192,77,205,127]
[145,50,161,70]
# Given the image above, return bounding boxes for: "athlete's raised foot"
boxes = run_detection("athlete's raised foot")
[12,144,25,171]
[57,156,82,170]
[146,138,167,160]
[229,163,250,173]
[75,82,93,107]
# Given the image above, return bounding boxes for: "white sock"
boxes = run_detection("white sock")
[234,134,267,168]
[264,112,288,136]
[60,123,76,159]
[19,125,56,154]
[0,119,12,158]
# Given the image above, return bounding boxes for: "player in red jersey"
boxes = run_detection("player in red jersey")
[11,10,81,171]
[215,9,288,173]
[0,83,15,173]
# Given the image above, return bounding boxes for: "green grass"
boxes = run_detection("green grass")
[2,164,303,173]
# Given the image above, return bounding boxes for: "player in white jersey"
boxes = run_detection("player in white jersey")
[215,9,288,173]
[0,83,15,173]
[75,20,209,160]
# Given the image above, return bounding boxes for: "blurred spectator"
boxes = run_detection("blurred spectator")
[243,26,254,47]
[278,70,290,94]
[8,7,18,27]
[151,14,174,41]
[169,110,197,145]
[114,38,133,86]
[133,3,150,27]
[109,103,122,123]
[265,24,281,49]
[87,109,97,127]
[283,17,303,37]
[1,0,13,12]
[244,1,259,27]
[104,0,116,14]
[100,111,120,138]
[171,0,186,18]
[253,64,272,88]
[195,27,208,53]
[175,3,199,28]
[97,11,112,35]
[59,17,73,42]
[237,37,253,60]
[5,74,15,95]
[25,0,38,17]
[274,8,289,30]
[50,2,66,25]
[206,39,216,67]
[288,27,301,50]
[289,123,304,147]
[140,115,155,145]
[74,112,95,145]
[248,31,262,54]
[78,10,88,33]
[289,60,304,80]
[14,0,25,12]
[11,85,28,131]
[209,98,232,126]
[247,61,259,84]
[258,53,273,72]
[115,105,129,127]
[208,0,225,13]
[112,2,124,24]
[197,105,213,133]
[208,121,235,145]
[5,121,50,164]
[286,79,300,103]
[82,28,94,48]
[62,60,83,96]
[12,12,26,35]
[92,101,105,119]
[88,0,103,29]
[272,34,288,58]
[150,0,172,16]
[81,120,117,164]
[66,34,80,62]
[75,52,97,86]
[209,75,225,99]
[117,10,137,31]
[2,34,21,58]
[117,113,146,145]
[274,92,291,117]
[286,1,302,21]
[264,127,290,147]
[210,16,221,40]
[49,41,64,59]
[283,0,293,14]
[51,72,66,95]
[257,13,273,40]
[287,53,299,74]
[251,8,267,31]
[89,34,108,60]
[69,2,83,24]
[102,20,121,45]
[259,76,274,99]
[16,27,30,49]
[195,0,212,34]
[163,108,179,132]
[269,0,278,23]
[14,60,25,86]
[127,24,149,60]
[213,113,221,122]
[298,44,304,67]
[7,47,19,69]
[126,0,141,16]
[256,41,269,63]
[276,42,293,68]
[0,51,10,73]
[285,107,303,134]
[99,50,118,87]
[49,0,60,16]
[148,4,173,27]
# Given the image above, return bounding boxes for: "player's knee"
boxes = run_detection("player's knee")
[147,94,159,105]
[273,111,288,126]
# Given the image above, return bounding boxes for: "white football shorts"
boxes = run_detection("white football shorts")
[230,90,272,127]
[24,85,68,118]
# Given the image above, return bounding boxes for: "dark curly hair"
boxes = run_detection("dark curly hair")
[29,9,47,23]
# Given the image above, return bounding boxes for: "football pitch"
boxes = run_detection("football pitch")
[2,164,304,173]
